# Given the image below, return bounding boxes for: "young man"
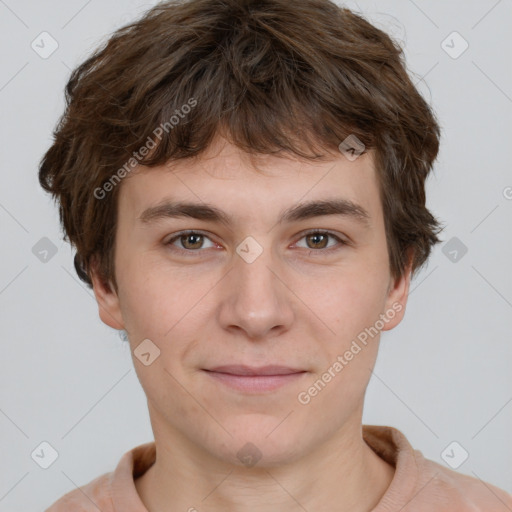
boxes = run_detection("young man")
[41,0,512,510]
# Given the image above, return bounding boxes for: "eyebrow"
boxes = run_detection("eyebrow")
[138,198,371,229]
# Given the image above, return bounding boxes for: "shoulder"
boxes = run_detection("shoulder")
[415,456,512,511]
[43,441,155,512]
[363,425,512,512]
[44,472,114,512]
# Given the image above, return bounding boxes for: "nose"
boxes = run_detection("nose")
[217,242,295,341]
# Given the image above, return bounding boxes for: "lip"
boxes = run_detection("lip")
[207,365,304,376]
[203,365,307,392]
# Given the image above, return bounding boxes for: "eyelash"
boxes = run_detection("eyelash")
[165,229,348,256]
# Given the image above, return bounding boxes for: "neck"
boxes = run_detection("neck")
[135,413,395,512]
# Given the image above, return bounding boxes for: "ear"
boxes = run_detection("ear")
[89,256,125,330]
[381,248,414,331]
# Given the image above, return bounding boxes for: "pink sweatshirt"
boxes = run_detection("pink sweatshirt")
[45,425,512,511]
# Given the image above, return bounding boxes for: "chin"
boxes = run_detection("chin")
[208,416,306,468]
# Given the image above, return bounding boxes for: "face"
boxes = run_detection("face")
[92,134,411,468]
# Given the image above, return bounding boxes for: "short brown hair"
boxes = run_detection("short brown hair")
[39,0,444,293]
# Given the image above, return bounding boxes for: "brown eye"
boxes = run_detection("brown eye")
[180,233,204,250]
[305,232,329,249]
[166,231,216,253]
[295,230,347,253]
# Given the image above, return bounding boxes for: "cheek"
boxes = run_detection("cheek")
[301,265,388,345]
[297,272,387,412]
[116,261,216,367]
[116,252,193,330]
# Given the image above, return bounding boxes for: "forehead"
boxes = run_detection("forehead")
[119,137,382,227]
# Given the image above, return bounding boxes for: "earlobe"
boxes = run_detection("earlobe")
[89,257,125,331]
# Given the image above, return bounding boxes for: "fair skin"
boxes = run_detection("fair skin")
[91,134,412,512]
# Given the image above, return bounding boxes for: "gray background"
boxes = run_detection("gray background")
[0,0,511,510]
